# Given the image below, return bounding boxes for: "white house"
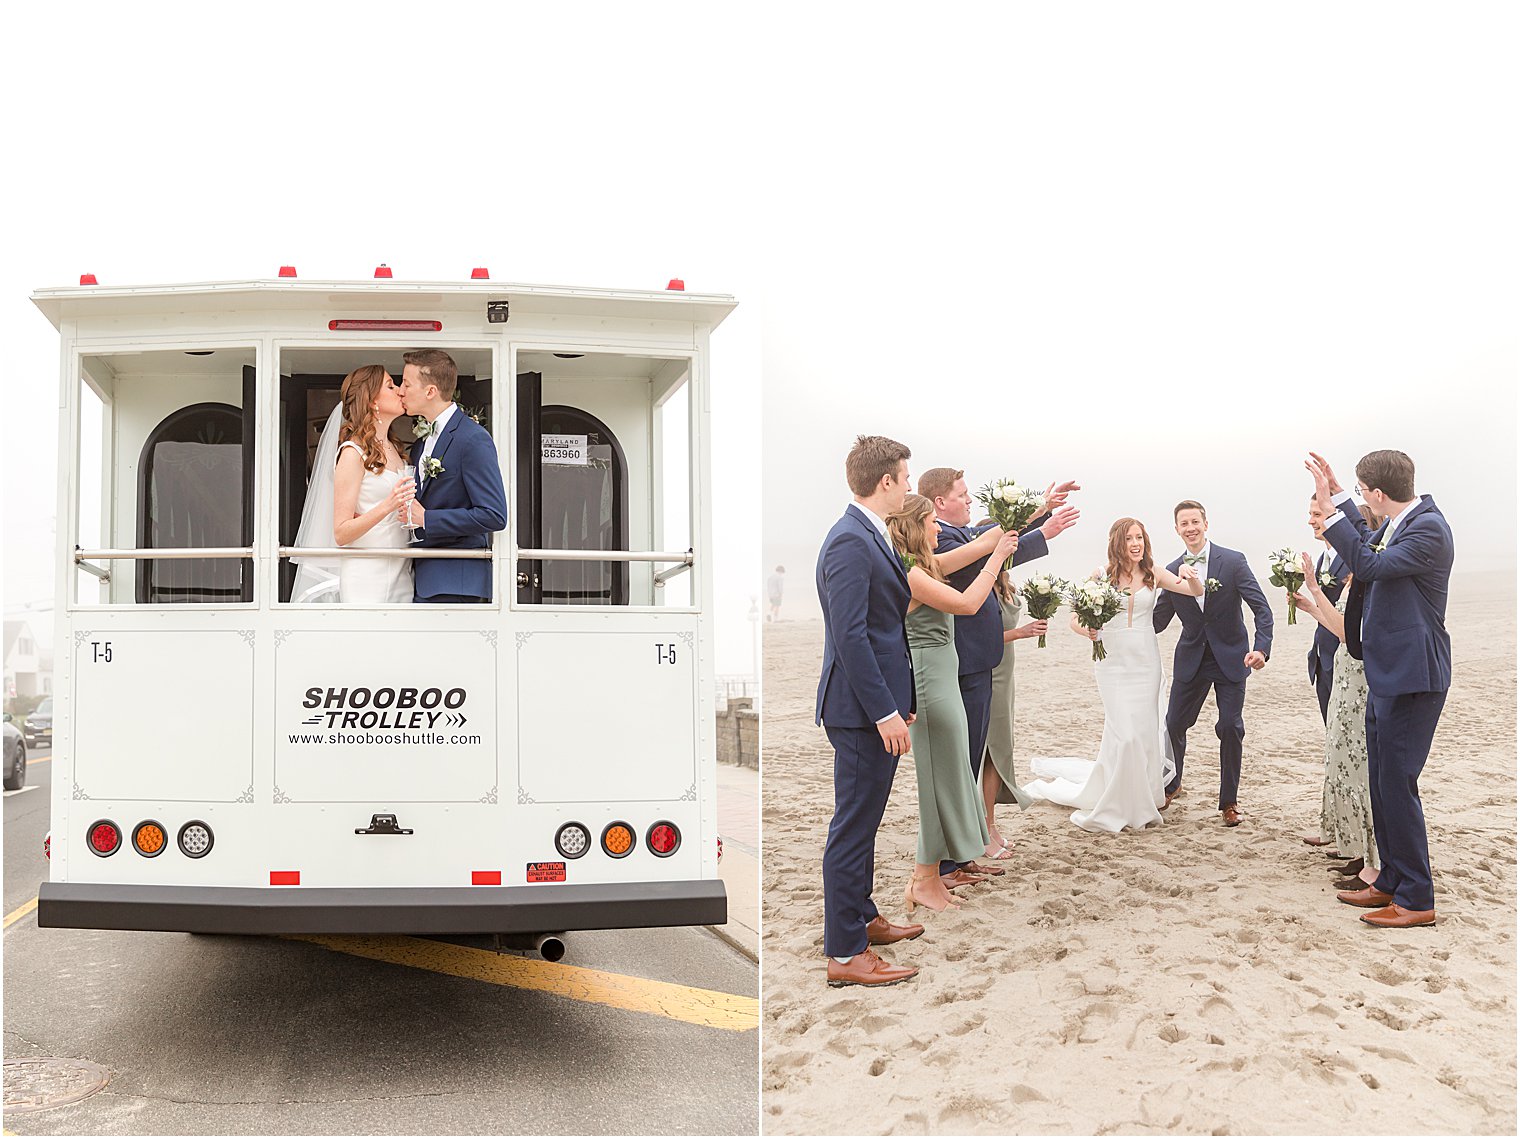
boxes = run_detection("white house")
[4,620,50,700]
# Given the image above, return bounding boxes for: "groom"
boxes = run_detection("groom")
[397,350,508,602]
[817,435,924,987]
[1311,450,1452,929]
[1153,501,1273,827]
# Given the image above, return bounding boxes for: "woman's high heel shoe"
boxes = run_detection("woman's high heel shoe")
[904,870,960,914]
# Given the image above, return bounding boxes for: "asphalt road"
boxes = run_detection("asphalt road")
[3,754,758,1135]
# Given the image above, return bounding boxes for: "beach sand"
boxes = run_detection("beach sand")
[760,571,1516,1135]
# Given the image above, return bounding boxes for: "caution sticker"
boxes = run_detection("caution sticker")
[527,861,567,883]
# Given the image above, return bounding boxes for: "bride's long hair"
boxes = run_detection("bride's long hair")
[1106,517,1156,589]
[338,365,405,474]
[887,494,947,582]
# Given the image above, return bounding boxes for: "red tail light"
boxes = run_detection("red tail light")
[647,821,680,857]
[88,820,121,856]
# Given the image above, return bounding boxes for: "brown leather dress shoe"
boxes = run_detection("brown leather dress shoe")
[1221,804,1243,827]
[1336,885,1394,907]
[826,949,918,987]
[940,869,988,888]
[958,860,1006,877]
[1360,904,1436,928]
[1163,786,1181,809]
[866,915,925,945]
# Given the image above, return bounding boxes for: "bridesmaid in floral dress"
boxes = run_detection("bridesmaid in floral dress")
[1294,538,1380,890]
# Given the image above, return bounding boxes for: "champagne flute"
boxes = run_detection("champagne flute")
[399,464,422,543]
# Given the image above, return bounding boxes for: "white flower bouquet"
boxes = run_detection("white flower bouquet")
[1267,547,1306,625]
[1019,572,1067,648]
[974,479,1046,570]
[1066,576,1127,661]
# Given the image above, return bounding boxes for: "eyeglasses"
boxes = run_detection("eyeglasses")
[1351,485,1366,499]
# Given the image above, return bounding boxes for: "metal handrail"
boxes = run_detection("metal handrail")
[280,546,490,560]
[517,549,694,564]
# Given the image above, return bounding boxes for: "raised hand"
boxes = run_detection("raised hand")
[1042,479,1081,511]
[1307,452,1343,495]
[1304,456,1335,516]
[1040,505,1080,541]
[1299,550,1320,592]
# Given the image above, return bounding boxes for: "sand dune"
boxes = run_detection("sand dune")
[760,572,1516,1135]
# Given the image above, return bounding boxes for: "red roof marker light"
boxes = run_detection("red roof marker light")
[470,267,489,279]
[79,273,98,286]
[278,265,297,277]
[666,278,685,291]
[374,264,393,278]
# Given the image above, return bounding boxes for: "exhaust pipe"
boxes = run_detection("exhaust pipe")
[497,932,566,961]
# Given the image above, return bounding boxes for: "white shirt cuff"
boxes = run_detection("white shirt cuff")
[875,712,899,725]
[1331,489,1353,506]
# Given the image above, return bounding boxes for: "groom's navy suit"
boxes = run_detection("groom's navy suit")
[412,411,508,602]
[1153,544,1273,810]
[816,503,916,958]
[1324,494,1452,912]
[1307,549,1350,722]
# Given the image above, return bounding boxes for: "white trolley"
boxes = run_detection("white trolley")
[34,271,734,948]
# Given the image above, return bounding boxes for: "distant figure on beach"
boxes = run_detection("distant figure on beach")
[767,565,785,621]
[1309,450,1452,929]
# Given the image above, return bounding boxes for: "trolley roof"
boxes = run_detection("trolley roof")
[31,278,737,330]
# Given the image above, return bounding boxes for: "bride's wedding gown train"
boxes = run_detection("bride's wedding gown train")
[1025,584,1175,832]
[336,441,414,604]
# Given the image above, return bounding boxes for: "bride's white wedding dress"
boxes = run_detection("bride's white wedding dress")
[335,440,413,604]
[1025,584,1175,833]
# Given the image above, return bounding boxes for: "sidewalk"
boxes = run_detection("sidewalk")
[711,761,759,960]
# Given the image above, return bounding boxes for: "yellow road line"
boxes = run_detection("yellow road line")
[3,897,38,930]
[290,934,758,1033]
[29,756,51,765]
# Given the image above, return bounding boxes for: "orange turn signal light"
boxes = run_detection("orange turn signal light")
[133,821,167,858]
[601,822,635,858]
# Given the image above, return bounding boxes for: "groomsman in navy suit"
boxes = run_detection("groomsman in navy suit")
[1305,495,1351,722]
[1311,450,1452,928]
[1153,501,1273,827]
[816,435,924,987]
[919,468,1080,878]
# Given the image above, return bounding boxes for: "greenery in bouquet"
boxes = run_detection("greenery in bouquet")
[1267,547,1306,625]
[1066,576,1126,661]
[1019,571,1067,648]
[974,479,1047,570]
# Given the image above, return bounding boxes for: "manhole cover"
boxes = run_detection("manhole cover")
[3,1057,111,1114]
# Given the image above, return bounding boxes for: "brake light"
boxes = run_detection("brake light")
[328,319,443,332]
[647,822,680,857]
[133,821,167,857]
[88,820,121,857]
[601,822,635,858]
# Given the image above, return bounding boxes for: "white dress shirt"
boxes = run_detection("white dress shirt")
[1326,489,1418,544]
[420,402,458,476]
[1183,541,1211,610]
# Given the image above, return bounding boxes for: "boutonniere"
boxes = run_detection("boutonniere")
[1205,578,1222,593]
[1318,570,1338,588]
[421,457,445,480]
[899,552,916,572]
[413,415,436,439]
[1370,539,1388,553]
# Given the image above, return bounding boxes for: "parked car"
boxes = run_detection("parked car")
[23,696,51,749]
[3,717,26,791]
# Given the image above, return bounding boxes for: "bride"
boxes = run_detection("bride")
[290,365,416,604]
[1025,518,1203,832]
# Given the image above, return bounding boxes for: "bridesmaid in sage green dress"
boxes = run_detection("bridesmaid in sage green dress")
[980,571,1051,858]
[886,494,1019,913]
